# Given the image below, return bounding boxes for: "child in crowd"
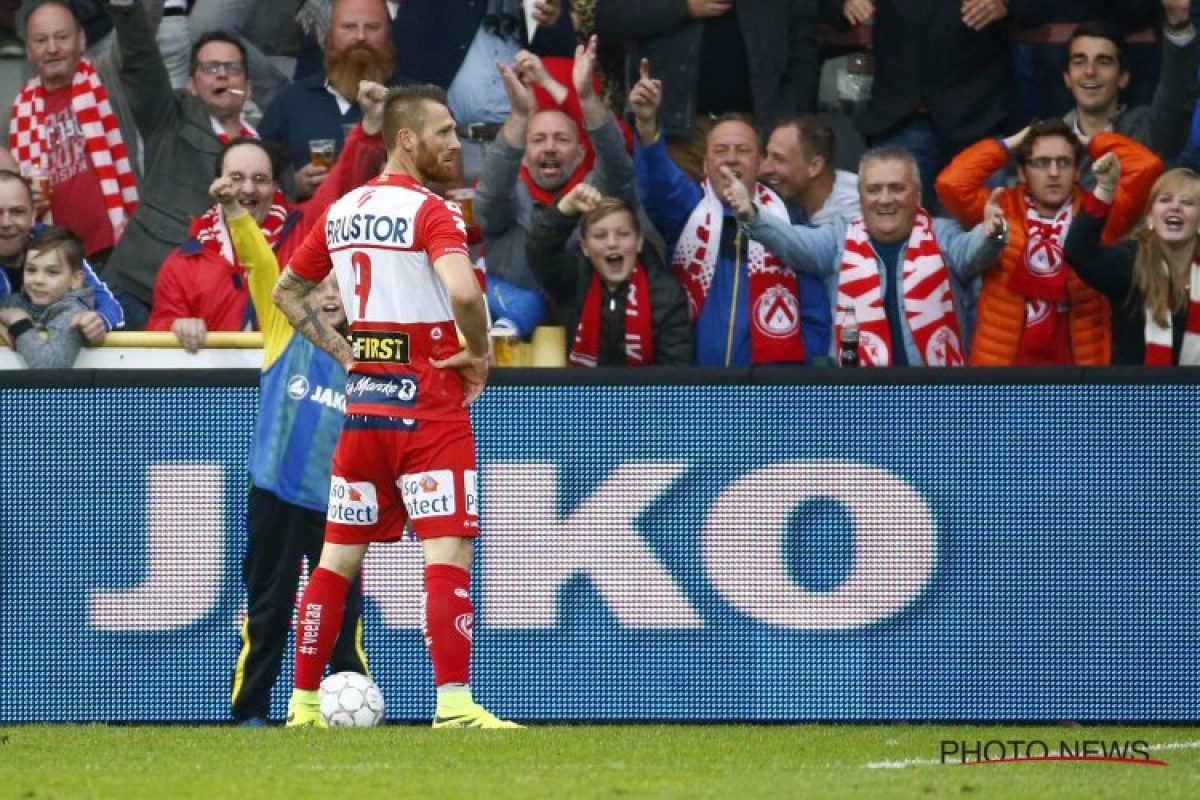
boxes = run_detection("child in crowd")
[0,226,94,368]
[528,182,693,366]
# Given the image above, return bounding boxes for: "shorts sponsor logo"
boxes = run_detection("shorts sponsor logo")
[464,470,478,517]
[399,469,456,519]
[327,477,379,525]
[352,331,411,364]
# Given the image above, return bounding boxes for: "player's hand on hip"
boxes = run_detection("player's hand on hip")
[430,349,489,406]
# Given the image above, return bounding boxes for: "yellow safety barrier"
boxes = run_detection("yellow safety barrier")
[99,332,264,348]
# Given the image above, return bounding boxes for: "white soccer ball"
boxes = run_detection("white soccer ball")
[319,671,385,728]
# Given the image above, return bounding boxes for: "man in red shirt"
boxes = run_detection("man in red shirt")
[145,138,285,350]
[8,0,138,267]
[274,83,511,729]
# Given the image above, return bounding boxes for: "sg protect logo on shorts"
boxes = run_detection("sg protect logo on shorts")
[399,470,456,519]
[352,330,410,363]
[327,477,379,525]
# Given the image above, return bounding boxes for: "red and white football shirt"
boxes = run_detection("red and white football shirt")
[289,173,471,421]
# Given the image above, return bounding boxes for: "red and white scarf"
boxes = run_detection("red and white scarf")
[519,161,587,207]
[568,265,655,367]
[189,191,291,264]
[1144,259,1200,366]
[837,211,964,366]
[671,180,805,364]
[209,116,259,145]
[1009,198,1073,364]
[9,58,138,236]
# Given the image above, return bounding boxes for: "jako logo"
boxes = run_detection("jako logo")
[287,375,309,400]
[480,460,939,631]
[90,460,936,633]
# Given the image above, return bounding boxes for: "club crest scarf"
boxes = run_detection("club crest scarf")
[837,211,963,366]
[1009,197,1073,364]
[671,179,804,364]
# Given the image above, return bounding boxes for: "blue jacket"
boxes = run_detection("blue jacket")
[0,224,124,331]
[390,2,576,88]
[228,213,344,512]
[259,72,364,172]
[635,136,830,366]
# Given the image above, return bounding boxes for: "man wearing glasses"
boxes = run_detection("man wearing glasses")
[935,118,1161,366]
[143,80,389,355]
[97,0,257,330]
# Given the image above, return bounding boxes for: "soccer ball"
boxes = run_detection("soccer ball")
[319,672,385,727]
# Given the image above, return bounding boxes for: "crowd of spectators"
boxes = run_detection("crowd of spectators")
[1,0,1200,368]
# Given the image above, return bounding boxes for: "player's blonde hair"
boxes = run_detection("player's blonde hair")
[382,84,450,152]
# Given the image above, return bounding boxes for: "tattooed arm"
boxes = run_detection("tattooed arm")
[273,267,356,371]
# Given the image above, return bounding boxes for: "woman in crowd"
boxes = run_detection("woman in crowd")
[1064,154,1200,365]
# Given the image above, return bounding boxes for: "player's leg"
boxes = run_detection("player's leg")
[404,421,521,729]
[231,487,306,724]
[286,540,367,727]
[287,422,399,728]
[304,507,369,677]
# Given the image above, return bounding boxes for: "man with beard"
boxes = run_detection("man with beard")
[260,0,394,201]
[275,84,519,729]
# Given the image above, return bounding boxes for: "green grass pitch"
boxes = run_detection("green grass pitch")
[3,724,1199,799]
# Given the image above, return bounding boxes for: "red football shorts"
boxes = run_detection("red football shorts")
[324,417,480,544]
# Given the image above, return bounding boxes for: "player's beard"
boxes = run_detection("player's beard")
[415,140,459,185]
[324,39,394,102]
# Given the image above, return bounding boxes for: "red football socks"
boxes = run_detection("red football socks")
[424,563,474,686]
[292,567,351,691]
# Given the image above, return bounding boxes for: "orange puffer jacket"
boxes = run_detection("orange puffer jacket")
[935,133,1162,366]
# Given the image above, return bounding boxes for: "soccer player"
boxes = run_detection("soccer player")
[273,83,516,729]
